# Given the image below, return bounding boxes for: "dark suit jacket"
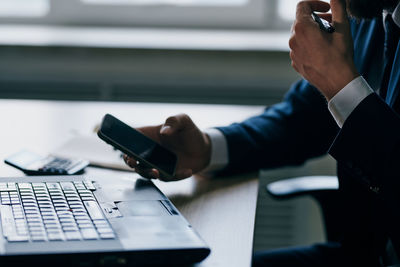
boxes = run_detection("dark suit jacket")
[217,17,400,264]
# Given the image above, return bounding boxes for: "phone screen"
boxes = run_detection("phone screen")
[98,114,177,176]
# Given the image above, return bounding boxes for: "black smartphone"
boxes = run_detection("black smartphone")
[97,114,177,178]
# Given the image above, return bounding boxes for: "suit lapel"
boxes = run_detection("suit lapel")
[386,42,400,107]
[353,19,383,77]
[353,18,400,109]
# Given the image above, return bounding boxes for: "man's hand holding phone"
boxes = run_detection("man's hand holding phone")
[124,114,212,181]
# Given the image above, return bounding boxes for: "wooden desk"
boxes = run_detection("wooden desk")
[0,99,263,267]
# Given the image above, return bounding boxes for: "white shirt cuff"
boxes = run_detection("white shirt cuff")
[202,128,229,173]
[328,76,374,128]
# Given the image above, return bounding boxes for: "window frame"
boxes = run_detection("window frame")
[0,0,294,30]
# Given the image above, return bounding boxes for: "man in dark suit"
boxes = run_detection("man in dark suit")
[124,0,400,265]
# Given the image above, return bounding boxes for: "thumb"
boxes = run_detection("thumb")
[174,169,193,180]
[160,113,192,135]
[331,0,348,24]
[137,125,162,142]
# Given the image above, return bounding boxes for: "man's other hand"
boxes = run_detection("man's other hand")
[289,0,359,100]
[123,114,212,182]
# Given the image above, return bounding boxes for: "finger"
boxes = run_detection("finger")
[291,61,300,73]
[174,169,193,180]
[123,154,130,165]
[330,0,348,24]
[296,0,331,21]
[158,168,192,182]
[288,35,297,50]
[125,156,139,168]
[318,13,332,22]
[160,113,193,135]
[290,44,307,63]
[137,125,162,141]
[136,168,159,179]
[290,50,305,74]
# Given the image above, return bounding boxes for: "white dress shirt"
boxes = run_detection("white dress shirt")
[329,3,400,127]
[204,3,400,172]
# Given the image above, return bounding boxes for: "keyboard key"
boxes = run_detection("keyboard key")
[54,203,69,208]
[60,182,75,191]
[99,233,115,239]
[48,233,64,241]
[29,227,45,232]
[55,207,70,211]
[25,214,40,219]
[81,229,98,240]
[80,197,95,201]
[61,222,77,228]
[46,227,62,232]
[73,210,87,215]
[25,209,40,214]
[60,218,75,224]
[45,224,61,229]
[58,212,73,217]
[7,235,29,242]
[32,235,47,242]
[69,204,84,209]
[14,213,24,219]
[84,182,96,190]
[46,183,61,190]
[78,223,95,229]
[53,199,67,204]
[27,218,41,223]
[28,222,44,227]
[78,190,91,194]
[64,194,79,197]
[65,231,81,241]
[74,214,90,220]
[40,208,56,212]
[49,194,64,198]
[76,219,92,224]
[36,197,51,201]
[93,219,108,225]
[18,183,32,189]
[17,231,29,236]
[97,228,113,234]
[84,201,104,220]
[41,211,56,216]
[42,215,57,220]
[63,226,79,232]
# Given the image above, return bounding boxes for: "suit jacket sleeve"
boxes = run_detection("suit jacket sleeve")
[216,79,339,175]
[329,93,400,181]
[328,93,400,245]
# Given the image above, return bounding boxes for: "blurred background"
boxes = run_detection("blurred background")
[0,0,302,105]
[0,0,336,255]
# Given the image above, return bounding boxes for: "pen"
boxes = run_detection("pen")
[311,11,335,33]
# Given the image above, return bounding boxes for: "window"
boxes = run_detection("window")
[83,0,248,6]
[0,0,301,30]
[0,0,49,17]
[278,0,328,21]
[279,0,299,21]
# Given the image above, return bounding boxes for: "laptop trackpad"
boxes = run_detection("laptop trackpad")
[116,201,170,216]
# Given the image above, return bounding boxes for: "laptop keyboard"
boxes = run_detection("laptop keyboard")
[0,181,116,242]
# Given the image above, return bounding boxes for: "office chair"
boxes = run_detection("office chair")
[266,176,344,242]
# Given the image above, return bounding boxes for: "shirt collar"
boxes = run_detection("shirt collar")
[391,2,400,27]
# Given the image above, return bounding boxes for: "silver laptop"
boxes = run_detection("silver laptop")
[0,175,210,266]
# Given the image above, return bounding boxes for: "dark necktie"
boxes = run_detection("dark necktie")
[379,14,400,101]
